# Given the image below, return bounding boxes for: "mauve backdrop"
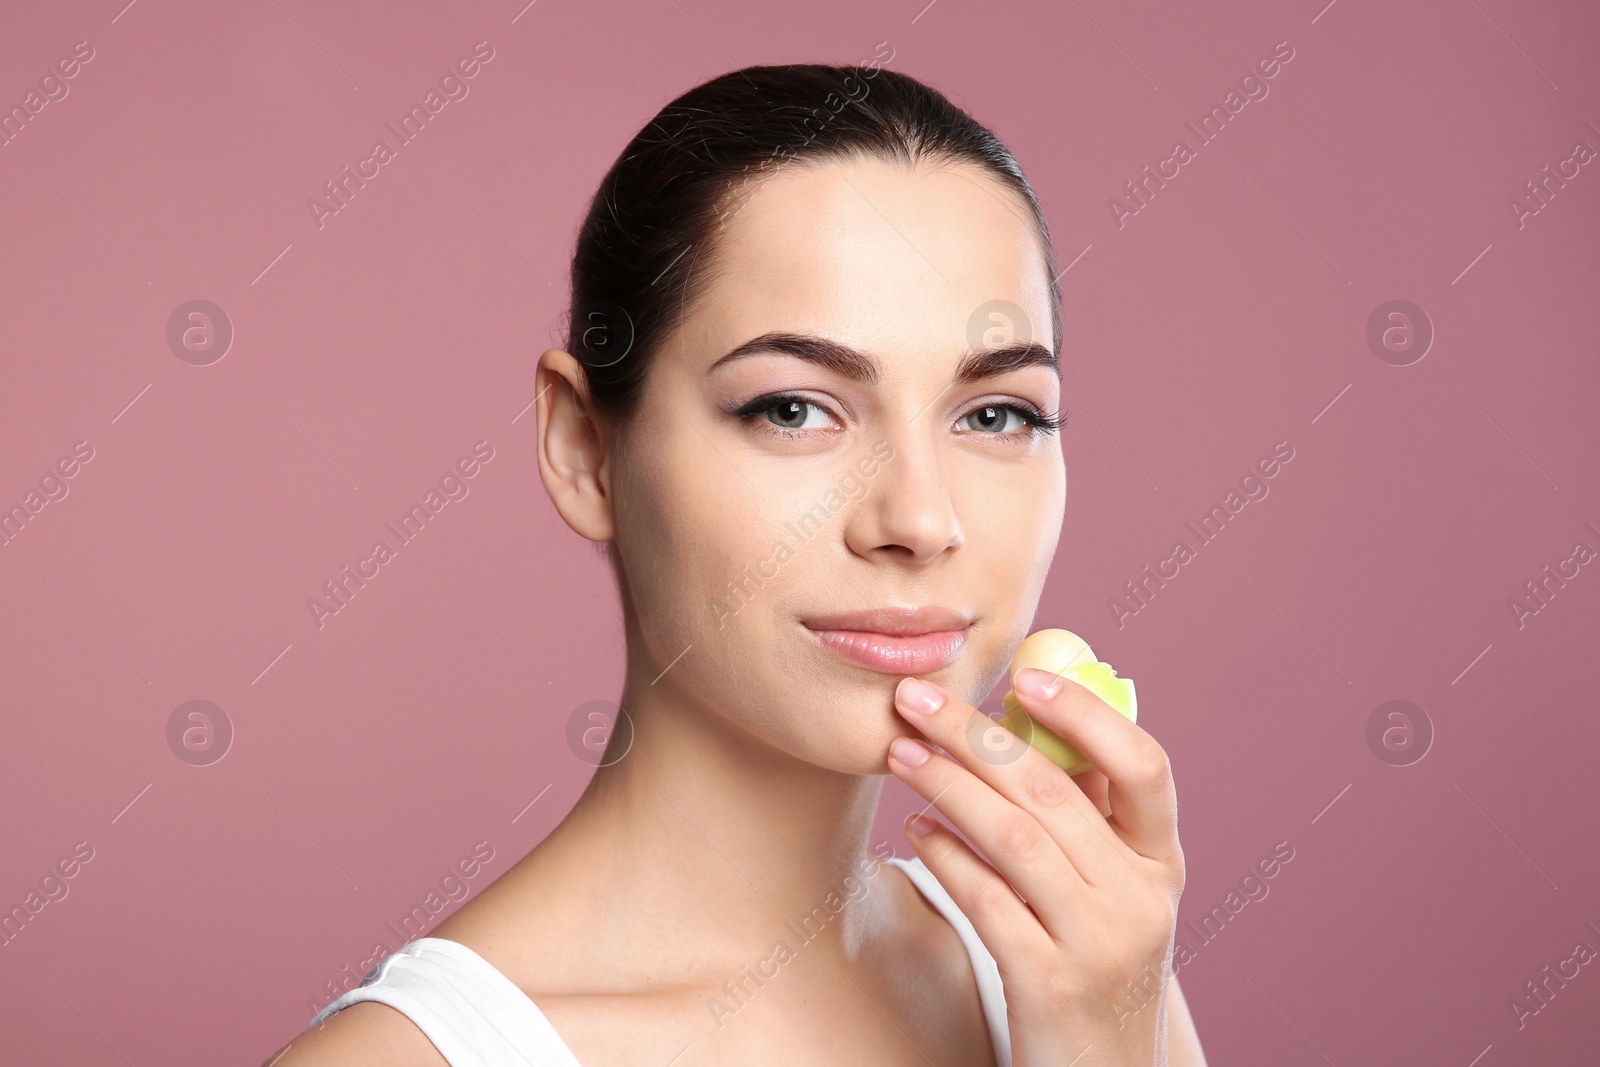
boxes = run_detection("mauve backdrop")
[2,0,1597,1063]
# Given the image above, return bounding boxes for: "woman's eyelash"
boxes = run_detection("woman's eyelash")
[725,393,836,435]
[729,392,821,421]
[727,393,1066,437]
[1012,406,1065,434]
[967,403,1065,437]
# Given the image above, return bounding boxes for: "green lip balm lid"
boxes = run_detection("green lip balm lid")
[999,658,1137,774]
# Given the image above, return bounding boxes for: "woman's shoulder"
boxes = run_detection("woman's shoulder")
[271,932,589,1067]
[260,999,449,1067]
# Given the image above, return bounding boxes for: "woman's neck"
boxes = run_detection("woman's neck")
[468,666,904,995]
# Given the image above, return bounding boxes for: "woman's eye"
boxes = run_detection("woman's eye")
[959,404,1033,434]
[730,395,1059,439]
[757,397,833,432]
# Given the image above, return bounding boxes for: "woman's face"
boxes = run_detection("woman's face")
[608,154,1064,775]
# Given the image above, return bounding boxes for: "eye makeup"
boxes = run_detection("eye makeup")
[724,391,1065,442]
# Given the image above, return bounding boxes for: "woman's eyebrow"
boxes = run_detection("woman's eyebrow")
[707,331,1058,384]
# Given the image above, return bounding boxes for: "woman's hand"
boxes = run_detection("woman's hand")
[886,667,1187,1067]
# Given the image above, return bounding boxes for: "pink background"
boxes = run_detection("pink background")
[2,0,1597,1063]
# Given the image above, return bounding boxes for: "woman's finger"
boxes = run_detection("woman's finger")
[893,678,1132,892]
[1012,668,1182,865]
[887,735,1087,936]
[898,810,1054,965]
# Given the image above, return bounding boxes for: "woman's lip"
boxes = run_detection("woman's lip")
[802,605,971,634]
[804,624,969,674]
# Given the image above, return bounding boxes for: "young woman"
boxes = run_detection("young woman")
[267,62,1205,1067]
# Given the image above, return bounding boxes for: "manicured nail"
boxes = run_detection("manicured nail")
[889,736,931,768]
[896,677,945,715]
[905,813,938,838]
[1014,667,1062,699]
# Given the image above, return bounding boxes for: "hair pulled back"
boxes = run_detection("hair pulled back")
[563,60,1061,429]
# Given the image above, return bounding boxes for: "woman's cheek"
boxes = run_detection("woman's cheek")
[963,457,1062,594]
[646,472,769,637]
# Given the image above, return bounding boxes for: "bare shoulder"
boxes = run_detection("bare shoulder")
[259,1001,448,1067]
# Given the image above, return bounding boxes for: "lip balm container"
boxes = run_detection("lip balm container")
[997,629,1137,776]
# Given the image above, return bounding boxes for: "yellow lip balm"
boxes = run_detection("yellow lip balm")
[998,629,1137,775]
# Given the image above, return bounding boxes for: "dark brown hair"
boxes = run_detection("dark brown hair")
[563,60,1061,428]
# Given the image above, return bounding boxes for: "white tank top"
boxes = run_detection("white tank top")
[306,856,1012,1066]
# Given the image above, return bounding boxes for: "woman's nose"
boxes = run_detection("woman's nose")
[842,433,963,564]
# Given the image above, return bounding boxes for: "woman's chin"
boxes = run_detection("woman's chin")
[785,715,922,777]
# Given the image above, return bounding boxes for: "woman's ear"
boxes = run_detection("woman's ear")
[535,348,616,544]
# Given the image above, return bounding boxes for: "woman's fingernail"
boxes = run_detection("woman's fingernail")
[896,677,945,715]
[1014,667,1062,700]
[905,813,937,838]
[889,736,931,768]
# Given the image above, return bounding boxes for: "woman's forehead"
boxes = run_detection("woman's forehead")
[677,156,1053,372]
